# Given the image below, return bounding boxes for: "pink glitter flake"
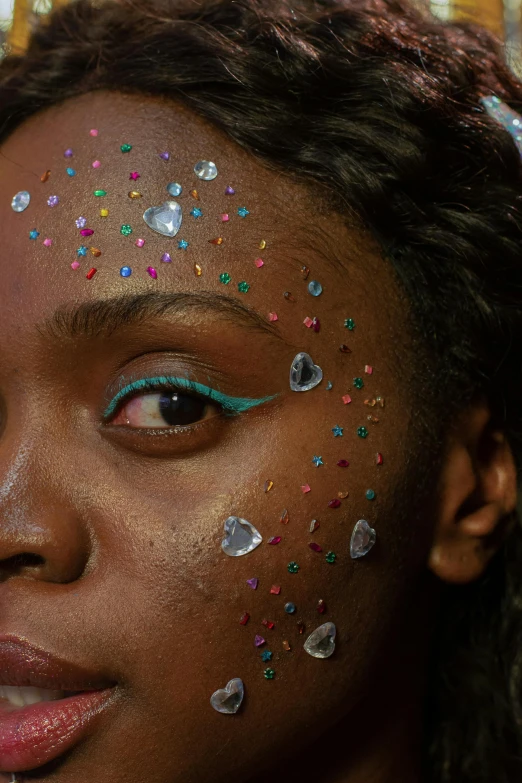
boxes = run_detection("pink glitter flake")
[80,229,94,237]
[270,585,281,595]
[309,542,323,552]
[342,394,352,405]
[135,238,145,248]
[147,267,158,279]
[268,536,282,545]
[268,312,278,322]
[328,499,341,509]
[92,160,101,168]
[376,452,384,465]
[130,172,140,181]
[365,365,373,374]
[239,612,250,625]
[255,258,264,268]
[221,214,230,222]
[301,484,311,494]
[43,238,52,247]
[89,129,98,137]
[337,459,350,468]
[303,317,314,328]
[71,261,80,270]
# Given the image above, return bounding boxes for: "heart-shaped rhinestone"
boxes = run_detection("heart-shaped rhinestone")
[289,352,323,392]
[350,519,376,559]
[142,200,182,237]
[210,678,244,714]
[11,190,30,212]
[303,622,336,659]
[222,516,262,557]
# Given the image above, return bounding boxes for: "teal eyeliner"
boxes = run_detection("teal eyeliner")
[103,376,277,419]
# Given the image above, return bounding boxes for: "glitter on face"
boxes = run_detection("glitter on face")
[308,280,323,297]
[270,585,281,594]
[310,519,320,532]
[167,182,182,197]
[160,152,170,160]
[225,186,235,195]
[77,246,88,257]
[337,459,349,467]
[121,143,132,153]
[344,318,355,330]
[29,230,39,240]
[238,207,250,218]
[178,240,189,250]
[325,552,337,563]
[86,268,97,280]
[64,148,73,157]
[194,263,202,276]
[194,160,218,180]
[328,499,341,509]
[255,635,266,647]
[309,542,322,552]
[255,258,264,268]
[161,253,172,263]
[94,190,107,197]
[357,426,369,439]
[261,651,272,662]
[135,238,145,248]
[239,612,250,625]
[287,562,300,573]
[43,238,52,247]
[90,129,98,136]
[120,266,132,277]
[312,456,323,467]
[92,160,101,169]
[342,395,352,405]
[268,536,282,545]
[264,668,275,679]
[129,191,142,199]
[76,217,87,228]
[366,489,376,500]
[71,261,80,270]
[147,267,158,279]
[190,190,199,200]
[66,168,76,177]
[222,214,229,222]
[120,225,132,236]
[332,426,343,437]
[247,578,259,590]
[301,484,311,493]
[190,207,203,218]
[284,602,296,613]
[238,281,250,293]
[130,172,140,180]
[354,377,364,389]
[268,313,278,322]
[47,195,59,207]
[80,229,94,237]
[340,345,352,353]
[376,453,384,465]
[220,272,231,285]
[365,365,373,375]
[100,209,109,217]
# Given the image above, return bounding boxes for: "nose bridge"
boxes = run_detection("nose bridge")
[0,433,92,583]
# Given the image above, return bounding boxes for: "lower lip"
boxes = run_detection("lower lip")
[0,688,116,772]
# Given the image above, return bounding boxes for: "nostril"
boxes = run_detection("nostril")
[0,552,46,577]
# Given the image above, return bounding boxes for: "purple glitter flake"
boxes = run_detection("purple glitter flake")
[161,253,172,263]
[225,186,236,196]
[76,217,87,229]
[64,148,73,158]
[80,228,94,237]
[246,578,259,590]
[47,195,59,207]
[159,152,170,161]
[254,635,266,647]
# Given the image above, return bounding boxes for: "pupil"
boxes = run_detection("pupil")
[158,393,207,426]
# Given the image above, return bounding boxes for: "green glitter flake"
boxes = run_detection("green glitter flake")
[238,281,250,293]
[344,318,355,330]
[94,189,107,197]
[287,561,299,573]
[357,426,369,439]
[353,377,364,389]
[366,489,376,501]
[220,272,231,285]
[120,224,133,236]
[325,551,337,563]
[120,144,132,153]
[264,668,275,680]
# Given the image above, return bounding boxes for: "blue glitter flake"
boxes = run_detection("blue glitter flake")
[120,266,132,278]
[190,207,203,219]
[366,489,376,501]
[29,229,40,240]
[308,280,323,297]
[238,207,250,218]
[332,425,344,437]
[326,381,333,390]
[77,246,88,257]
[178,239,189,250]
[312,455,323,467]
[66,167,76,177]
[261,650,273,661]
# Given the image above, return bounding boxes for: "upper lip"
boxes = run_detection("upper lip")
[0,635,117,691]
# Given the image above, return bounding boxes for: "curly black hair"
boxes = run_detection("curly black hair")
[0,0,522,779]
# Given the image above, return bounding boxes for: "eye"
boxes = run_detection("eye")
[111,390,218,428]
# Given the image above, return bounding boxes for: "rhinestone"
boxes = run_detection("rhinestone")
[94,190,107,197]
[11,191,30,212]
[261,650,272,661]
[308,280,322,296]
[357,426,369,438]
[309,542,322,552]
[303,622,336,659]
[221,516,262,557]
[225,185,235,195]
[264,480,274,493]
[190,189,199,200]
[47,195,59,207]
[289,352,323,392]
[354,377,364,389]
[287,561,299,573]
[376,453,384,465]
[366,489,376,501]
[264,668,275,679]
[194,263,202,276]
[268,536,281,545]
[255,635,266,647]
[29,229,39,240]
[238,207,250,217]
[284,602,296,613]
[262,619,275,629]
[282,640,291,651]
[328,499,341,509]
[120,225,132,236]
[167,182,182,197]
[120,143,132,153]
[66,167,76,176]
[350,519,376,559]
[239,612,250,625]
[270,585,280,594]
[194,160,218,180]
[247,577,259,590]
[161,253,172,263]
[309,519,320,533]
[317,599,326,614]
[344,318,355,330]
[143,200,182,237]
[120,266,132,277]
[325,552,336,563]
[129,191,142,199]
[210,678,244,714]
[190,207,203,218]
[220,272,231,285]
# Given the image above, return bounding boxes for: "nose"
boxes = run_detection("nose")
[0,444,91,584]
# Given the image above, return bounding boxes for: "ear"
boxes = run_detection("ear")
[428,399,518,585]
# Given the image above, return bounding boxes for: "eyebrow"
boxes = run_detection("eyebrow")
[42,291,283,341]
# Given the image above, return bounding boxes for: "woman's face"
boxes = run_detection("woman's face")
[0,91,437,782]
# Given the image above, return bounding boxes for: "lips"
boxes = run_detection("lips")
[0,636,118,772]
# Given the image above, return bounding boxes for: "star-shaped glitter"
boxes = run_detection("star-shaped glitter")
[178,239,189,250]
[29,229,40,240]
[130,171,140,180]
[190,207,203,218]
[261,650,273,661]
[238,207,250,218]
[312,455,323,467]
[332,425,344,437]
[77,246,88,257]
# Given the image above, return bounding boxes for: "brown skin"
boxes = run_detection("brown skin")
[0,91,517,783]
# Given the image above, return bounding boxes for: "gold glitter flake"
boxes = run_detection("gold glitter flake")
[282,640,291,651]
[194,263,202,277]
[128,191,142,199]
[90,247,102,257]
[100,209,109,217]
[190,189,200,200]
[264,480,274,493]
[259,239,267,250]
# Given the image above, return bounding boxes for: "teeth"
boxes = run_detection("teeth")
[0,685,67,706]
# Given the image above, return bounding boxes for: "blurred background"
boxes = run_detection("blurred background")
[0,0,520,75]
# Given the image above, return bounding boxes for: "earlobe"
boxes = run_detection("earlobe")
[427,402,518,585]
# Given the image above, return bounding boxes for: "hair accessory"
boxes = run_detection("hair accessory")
[480,95,522,156]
